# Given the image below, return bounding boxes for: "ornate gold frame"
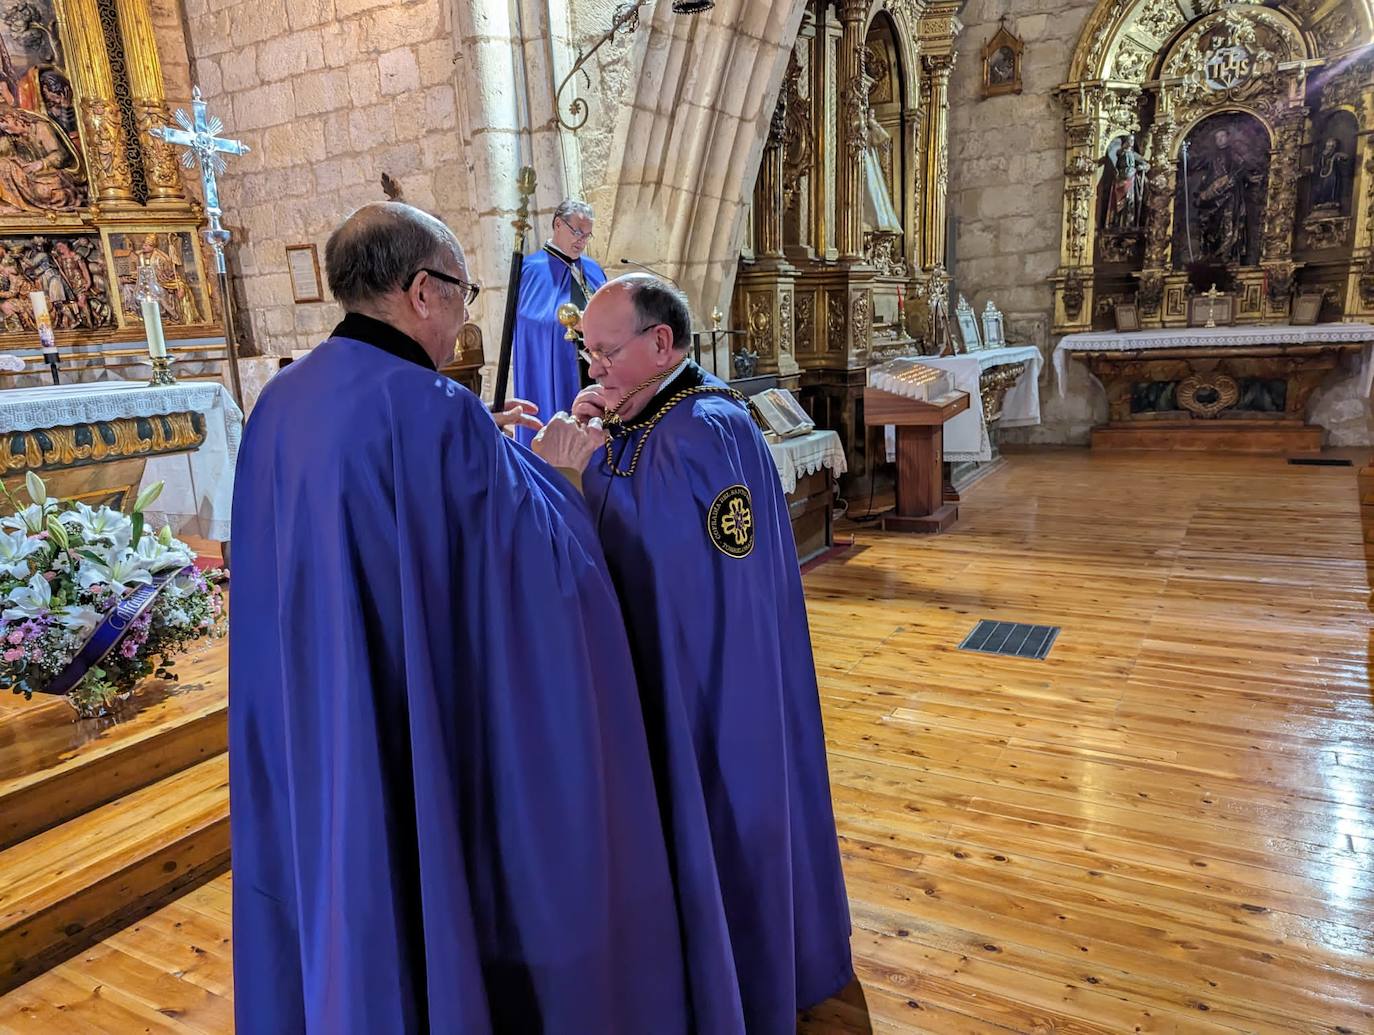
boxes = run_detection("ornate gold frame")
[982,16,1022,98]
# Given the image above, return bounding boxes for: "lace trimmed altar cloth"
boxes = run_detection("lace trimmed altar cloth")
[0,380,242,540]
[882,346,1043,464]
[1054,323,1374,398]
[767,428,847,496]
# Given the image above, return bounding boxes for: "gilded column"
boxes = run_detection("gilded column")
[836,0,868,260]
[59,0,135,204]
[918,52,954,272]
[114,0,187,205]
[754,96,786,257]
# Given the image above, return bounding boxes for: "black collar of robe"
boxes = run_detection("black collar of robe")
[333,312,436,372]
[543,242,581,269]
[618,359,710,431]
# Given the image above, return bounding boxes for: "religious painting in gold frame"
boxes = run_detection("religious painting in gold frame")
[1187,292,1235,328]
[103,227,213,331]
[0,233,113,333]
[982,16,1022,98]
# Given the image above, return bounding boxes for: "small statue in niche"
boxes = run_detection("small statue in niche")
[859,59,902,234]
[1311,137,1351,213]
[1191,127,1263,265]
[1106,132,1150,230]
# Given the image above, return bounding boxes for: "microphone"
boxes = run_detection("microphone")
[619,257,681,287]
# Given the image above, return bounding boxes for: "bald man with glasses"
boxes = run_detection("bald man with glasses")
[509,198,606,446]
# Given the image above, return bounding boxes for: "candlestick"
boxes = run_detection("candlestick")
[30,291,58,385]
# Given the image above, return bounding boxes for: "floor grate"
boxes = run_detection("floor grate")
[958,620,1060,661]
[1287,457,1354,467]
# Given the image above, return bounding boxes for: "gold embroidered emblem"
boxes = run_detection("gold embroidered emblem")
[707,484,755,558]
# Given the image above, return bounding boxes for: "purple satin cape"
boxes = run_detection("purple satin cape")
[582,368,854,1035]
[229,336,689,1034]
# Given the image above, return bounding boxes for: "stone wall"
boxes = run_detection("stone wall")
[156,0,475,367]
[948,0,1100,445]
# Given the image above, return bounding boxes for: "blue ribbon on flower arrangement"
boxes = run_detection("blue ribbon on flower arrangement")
[42,565,193,698]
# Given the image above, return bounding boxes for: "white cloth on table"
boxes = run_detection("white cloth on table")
[0,380,242,541]
[1054,323,1374,398]
[882,346,1043,464]
[767,428,847,496]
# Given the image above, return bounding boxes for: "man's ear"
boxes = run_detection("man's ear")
[407,274,430,319]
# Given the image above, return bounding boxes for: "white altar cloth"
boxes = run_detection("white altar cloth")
[882,346,1042,464]
[1054,323,1374,398]
[0,380,242,540]
[768,428,846,495]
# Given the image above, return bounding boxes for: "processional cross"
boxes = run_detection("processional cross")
[149,87,251,407]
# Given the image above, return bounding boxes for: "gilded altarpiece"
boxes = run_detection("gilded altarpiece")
[733,0,963,485]
[1053,1,1374,334]
[0,0,218,379]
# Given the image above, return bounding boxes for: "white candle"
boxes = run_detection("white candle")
[30,291,55,355]
[29,291,47,322]
[141,297,168,359]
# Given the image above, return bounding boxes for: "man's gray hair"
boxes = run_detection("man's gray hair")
[325,202,463,309]
[621,272,691,351]
[553,199,594,224]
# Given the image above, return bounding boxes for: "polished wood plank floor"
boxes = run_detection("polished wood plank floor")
[4,450,1373,1033]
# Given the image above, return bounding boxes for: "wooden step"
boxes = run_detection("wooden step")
[0,754,230,994]
[0,642,228,851]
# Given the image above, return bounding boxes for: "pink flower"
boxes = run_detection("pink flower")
[42,571,55,581]
[29,647,42,662]
[120,639,139,659]
[2,648,21,662]
[6,631,22,645]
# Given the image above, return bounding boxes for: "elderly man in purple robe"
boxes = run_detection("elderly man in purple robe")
[510,199,606,445]
[228,203,691,1035]
[535,272,854,1034]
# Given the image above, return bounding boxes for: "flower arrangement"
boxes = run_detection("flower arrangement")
[0,472,226,718]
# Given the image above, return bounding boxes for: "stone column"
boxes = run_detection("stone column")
[918,52,954,272]
[62,0,136,204]
[114,0,189,206]
[836,0,869,260]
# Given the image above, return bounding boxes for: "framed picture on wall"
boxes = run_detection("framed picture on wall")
[955,295,982,351]
[1292,292,1324,325]
[1113,301,1140,333]
[982,16,1024,98]
[286,244,324,304]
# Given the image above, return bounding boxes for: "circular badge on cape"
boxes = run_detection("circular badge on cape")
[707,484,755,559]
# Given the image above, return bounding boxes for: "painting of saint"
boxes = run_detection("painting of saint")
[110,231,208,327]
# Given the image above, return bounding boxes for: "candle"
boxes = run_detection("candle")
[141,296,168,359]
[30,291,55,354]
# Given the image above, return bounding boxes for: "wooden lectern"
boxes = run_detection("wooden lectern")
[863,387,970,534]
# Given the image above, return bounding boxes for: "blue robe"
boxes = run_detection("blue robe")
[582,363,853,1035]
[511,249,606,446]
[229,318,689,1035]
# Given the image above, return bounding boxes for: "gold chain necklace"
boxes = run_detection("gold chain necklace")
[601,384,756,478]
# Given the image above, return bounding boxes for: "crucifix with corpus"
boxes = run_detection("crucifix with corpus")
[150,87,251,407]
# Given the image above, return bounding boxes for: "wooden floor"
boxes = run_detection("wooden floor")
[3,449,1374,1033]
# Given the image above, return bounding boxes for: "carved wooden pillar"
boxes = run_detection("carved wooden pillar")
[1261,104,1308,263]
[918,52,954,272]
[114,0,189,206]
[903,108,923,273]
[62,0,136,204]
[836,0,868,260]
[816,6,841,261]
[754,95,786,258]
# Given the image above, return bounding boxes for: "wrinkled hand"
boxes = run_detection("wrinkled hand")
[492,398,542,438]
[571,385,612,423]
[531,413,606,471]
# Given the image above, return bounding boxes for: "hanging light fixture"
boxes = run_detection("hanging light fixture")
[557,0,716,132]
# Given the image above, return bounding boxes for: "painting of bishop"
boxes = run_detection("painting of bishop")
[0,1,86,212]
[110,231,207,327]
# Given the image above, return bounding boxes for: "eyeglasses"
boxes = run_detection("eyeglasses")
[556,219,594,242]
[579,324,661,370]
[403,268,481,305]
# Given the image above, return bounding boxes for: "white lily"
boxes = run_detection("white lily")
[134,534,192,573]
[58,604,103,637]
[77,549,153,591]
[60,503,131,546]
[1,502,48,535]
[2,572,51,619]
[0,529,43,578]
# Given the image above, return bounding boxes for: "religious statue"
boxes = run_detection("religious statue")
[0,104,82,211]
[860,64,902,235]
[1191,128,1261,264]
[51,240,94,327]
[1311,138,1351,212]
[1106,133,1149,230]
[138,234,202,325]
